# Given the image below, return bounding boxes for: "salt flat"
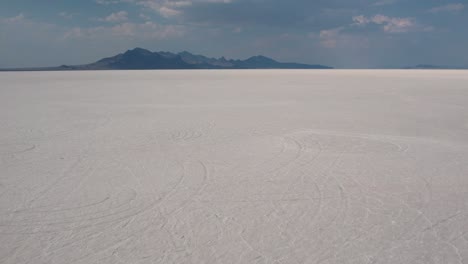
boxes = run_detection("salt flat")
[1,70,468,264]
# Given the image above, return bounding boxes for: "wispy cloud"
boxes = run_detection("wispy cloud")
[352,14,428,33]
[95,0,125,4]
[318,27,343,48]
[64,21,184,40]
[95,0,233,18]
[139,13,151,20]
[99,11,129,23]
[233,27,242,33]
[3,13,25,23]
[308,26,369,51]
[59,12,74,19]
[428,3,464,14]
[373,0,397,6]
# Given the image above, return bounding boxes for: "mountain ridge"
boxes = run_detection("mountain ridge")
[0,48,332,71]
[402,64,467,70]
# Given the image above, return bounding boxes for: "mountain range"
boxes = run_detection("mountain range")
[1,48,332,71]
[402,64,467,70]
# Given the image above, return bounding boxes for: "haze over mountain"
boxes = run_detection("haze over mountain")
[0,48,332,71]
[402,64,468,69]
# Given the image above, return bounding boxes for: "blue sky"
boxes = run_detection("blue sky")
[0,0,467,68]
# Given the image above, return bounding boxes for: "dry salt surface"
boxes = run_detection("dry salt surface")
[1,70,468,264]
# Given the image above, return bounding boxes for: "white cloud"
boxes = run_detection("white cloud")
[352,14,421,33]
[64,21,184,40]
[139,13,151,20]
[99,11,129,23]
[158,6,182,17]
[308,27,369,50]
[0,12,187,67]
[3,13,25,23]
[134,1,192,18]
[95,0,233,18]
[380,18,414,33]
[352,15,369,26]
[1,13,59,31]
[95,0,125,4]
[429,3,464,14]
[1,12,183,44]
[318,27,343,48]
[373,0,397,6]
[59,12,74,19]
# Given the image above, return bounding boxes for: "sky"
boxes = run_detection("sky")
[0,0,467,68]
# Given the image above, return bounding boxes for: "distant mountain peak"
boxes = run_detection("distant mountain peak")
[250,55,272,60]
[124,47,153,56]
[179,51,193,56]
[245,55,277,63]
[403,64,465,69]
[128,47,151,53]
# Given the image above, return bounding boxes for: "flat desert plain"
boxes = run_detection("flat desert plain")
[1,70,468,264]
